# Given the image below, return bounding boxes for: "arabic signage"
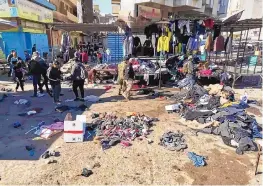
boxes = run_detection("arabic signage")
[0,0,53,23]
[138,5,161,20]
[0,0,13,17]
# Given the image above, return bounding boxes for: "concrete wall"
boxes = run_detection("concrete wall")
[82,0,94,23]
[227,0,262,19]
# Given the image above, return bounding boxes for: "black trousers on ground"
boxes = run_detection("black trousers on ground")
[72,80,85,98]
[16,77,24,91]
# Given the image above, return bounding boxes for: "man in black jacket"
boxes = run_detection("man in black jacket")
[71,58,86,101]
[7,50,14,77]
[29,52,43,97]
[47,61,62,104]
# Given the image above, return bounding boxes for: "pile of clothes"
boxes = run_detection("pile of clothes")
[171,83,261,155]
[131,59,157,75]
[93,64,118,71]
[159,131,187,151]
[91,113,158,149]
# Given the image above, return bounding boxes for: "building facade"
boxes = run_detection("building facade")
[0,0,56,59]
[114,0,229,20]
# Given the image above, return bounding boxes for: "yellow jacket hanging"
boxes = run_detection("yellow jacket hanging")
[157,36,169,52]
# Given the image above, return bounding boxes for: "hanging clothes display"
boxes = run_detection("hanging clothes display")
[225,35,233,54]
[133,36,142,56]
[178,20,190,34]
[187,35,200,51]
[143,39,154,56]
[61,33,70,52]
[213,25,221,41]
[205,33,213,51]
[123,36,133,56]
[193,20,206,35]
[214,35,225,52]
[203,19,214,29]
[157,35,169,52]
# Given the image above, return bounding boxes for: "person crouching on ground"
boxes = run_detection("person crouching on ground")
[29,52,44,97]
[117,56,129,95]
[71,56,87,101]
[87,69,98,84]
[47,60,62,104]
[122,58,135,100]
[13,61,26,92]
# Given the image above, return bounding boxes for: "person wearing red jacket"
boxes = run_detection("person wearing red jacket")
[81,49,88,64]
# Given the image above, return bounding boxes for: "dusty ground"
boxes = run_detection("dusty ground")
[0,75,262,185]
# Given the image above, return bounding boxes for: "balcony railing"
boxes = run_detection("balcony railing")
[135,0,202,8]
[67,11,78,22]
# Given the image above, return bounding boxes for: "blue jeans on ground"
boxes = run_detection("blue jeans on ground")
[51,84,61,102]
[32,74,42,96]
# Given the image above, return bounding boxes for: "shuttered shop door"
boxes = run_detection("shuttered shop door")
[107,33,124,63]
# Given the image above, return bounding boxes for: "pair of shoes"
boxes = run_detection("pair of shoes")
[74,98,79,101]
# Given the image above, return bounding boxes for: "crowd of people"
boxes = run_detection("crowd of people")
[5,47,135,104]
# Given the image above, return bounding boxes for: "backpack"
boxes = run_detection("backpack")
[79,64,87,80]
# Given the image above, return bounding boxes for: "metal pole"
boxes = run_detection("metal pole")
[50,26,54,61]
[258,27,262,41]
[232,29,243,88]
[241,28,249,74]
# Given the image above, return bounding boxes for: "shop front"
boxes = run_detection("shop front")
[0,0,54,59]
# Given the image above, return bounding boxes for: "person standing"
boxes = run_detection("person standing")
[32,44,36,54]
[9,51,22,78]
[71,57,87,101]
[47,61,62,104]
[7,50,14,77]
[13,61,26,92]
[117,57,128,95]
[29,52,43,97]
[81,49,88,64]
[24,50,31,69]
[122,59,135,100]
[38,52,52,96]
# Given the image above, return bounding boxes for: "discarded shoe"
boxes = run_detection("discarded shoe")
[81,168,93,177]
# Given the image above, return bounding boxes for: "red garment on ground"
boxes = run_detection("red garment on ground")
[200,69,212,76]
[82,52,88,63]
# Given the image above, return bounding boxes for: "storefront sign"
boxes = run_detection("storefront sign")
[138,5,161,20]
[16,0,53,23]
[0,0,12,17]
[0,0,53,23]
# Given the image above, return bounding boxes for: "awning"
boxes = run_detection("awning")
[222,9,244,24]
[0,19,17,30]
[221,18,263,32]
[51,23,118,32]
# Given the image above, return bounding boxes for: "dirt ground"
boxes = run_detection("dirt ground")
[0,76,262,185]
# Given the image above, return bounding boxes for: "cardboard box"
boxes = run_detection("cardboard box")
[64,120,85,143]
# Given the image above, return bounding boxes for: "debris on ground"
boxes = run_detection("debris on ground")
[91,113,158,149]
[159,131,188,151]
[81,168,93,177]
[187,152,207,167]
